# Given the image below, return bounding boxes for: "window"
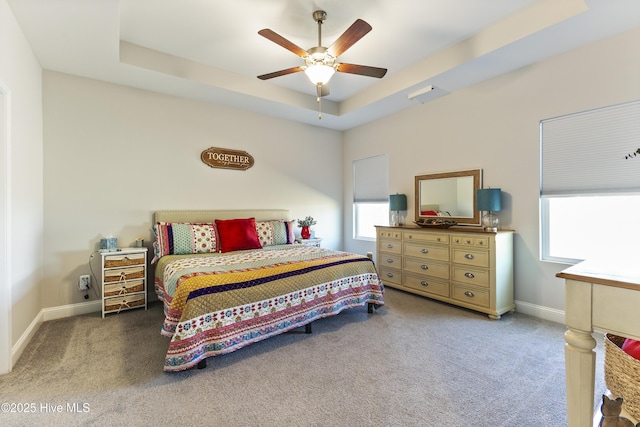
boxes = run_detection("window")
[353,154,389,240]
[540,100,640,263]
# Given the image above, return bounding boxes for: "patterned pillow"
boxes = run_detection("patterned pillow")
[152,222,219,262]
[255,220,295,246]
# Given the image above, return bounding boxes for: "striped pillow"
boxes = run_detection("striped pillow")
[152,222,219,262]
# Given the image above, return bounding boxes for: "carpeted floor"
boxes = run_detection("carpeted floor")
[0,288,605,426]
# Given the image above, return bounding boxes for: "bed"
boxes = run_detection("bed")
[152,209,384,371]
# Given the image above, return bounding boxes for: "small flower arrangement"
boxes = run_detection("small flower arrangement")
[296,216,317,227]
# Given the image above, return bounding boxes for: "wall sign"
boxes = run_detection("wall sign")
[201,147,254,171]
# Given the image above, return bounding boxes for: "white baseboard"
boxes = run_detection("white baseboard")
[11,300,101,367]
[515,299,565,324]
[41,300,101,322]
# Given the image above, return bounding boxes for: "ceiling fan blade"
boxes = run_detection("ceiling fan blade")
[336,63,387,78]
[327,19,372,58]
[258,29,308,58]
[257,66,304,80]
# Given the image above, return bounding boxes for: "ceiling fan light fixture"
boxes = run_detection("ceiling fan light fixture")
[304,63,335,85]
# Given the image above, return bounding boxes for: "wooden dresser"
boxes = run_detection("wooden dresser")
[375,225,514,319]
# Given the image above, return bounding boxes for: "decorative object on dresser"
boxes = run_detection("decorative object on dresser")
[389,193,407,226]
[296,215,317,239]
[476,188,502,232]
[415,169,482,226]
[376,225,514,319]
[100,248,148,318]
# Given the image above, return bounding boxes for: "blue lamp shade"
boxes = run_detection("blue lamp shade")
[476,188,502,212]
[389,194,407,211]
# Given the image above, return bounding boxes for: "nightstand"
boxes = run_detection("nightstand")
[295,237,322,247]
[100,247,147,317]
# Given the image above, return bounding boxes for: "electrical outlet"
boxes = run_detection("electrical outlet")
[79,275,90,291]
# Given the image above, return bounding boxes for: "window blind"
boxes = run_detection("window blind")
[353,154,388,202]
[540,100,640,196]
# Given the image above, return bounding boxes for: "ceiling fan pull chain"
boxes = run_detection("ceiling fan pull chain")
[317,84,322,119]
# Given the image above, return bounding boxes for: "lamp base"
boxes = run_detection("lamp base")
[391,211,400,227]
[482,212,499,232]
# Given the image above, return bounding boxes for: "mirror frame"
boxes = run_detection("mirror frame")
[414,169,482,226]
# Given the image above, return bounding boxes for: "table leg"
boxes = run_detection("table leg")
[564,327,597,427]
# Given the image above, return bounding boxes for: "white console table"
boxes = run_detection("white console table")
[557,259,640,427]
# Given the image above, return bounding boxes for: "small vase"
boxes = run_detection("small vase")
[301,226,311,239]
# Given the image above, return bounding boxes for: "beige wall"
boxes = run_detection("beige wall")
[42,72,343,308]
[343,27,640,319]
[0,0,44,368]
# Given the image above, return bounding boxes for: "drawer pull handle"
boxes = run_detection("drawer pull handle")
[464,254,475,260]
[386,258,394,264]
[464,272,475,279]
[420,265,428,270]
[386,272,394,278]
[421,248,429,254]
[464,291,475,298]
[387,244,394,249]
[420,281,428,287]
[478,241,484,245]
[436,237,441,242]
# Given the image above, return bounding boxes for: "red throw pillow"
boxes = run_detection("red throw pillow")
[622,338,640,360]
[215,218,262,253]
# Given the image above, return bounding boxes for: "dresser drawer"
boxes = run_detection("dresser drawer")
[452,248,489,268]
[452,266,490,288]
[403,258,449,279]
[404,242,449,262]
[379,254,401,269]
[403,231,449,244]
[379,267,401,285]
[452,284,490,308]
[451,234,490,248]
[404,273,449,297]
[379,239,402,254]
[378,229,402,239]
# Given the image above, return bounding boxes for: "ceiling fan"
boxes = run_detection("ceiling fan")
[257,10,387,117]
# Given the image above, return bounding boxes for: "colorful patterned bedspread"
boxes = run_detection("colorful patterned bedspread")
[154,245,384,371]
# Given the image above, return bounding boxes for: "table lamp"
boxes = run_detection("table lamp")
[476,188,502,232]
[389,194,407,226]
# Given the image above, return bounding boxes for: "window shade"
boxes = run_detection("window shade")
[540,100,640,196]
[353,154,388,202]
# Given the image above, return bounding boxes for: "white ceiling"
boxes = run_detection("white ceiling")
[7,0,640,130]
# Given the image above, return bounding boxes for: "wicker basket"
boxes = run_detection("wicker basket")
[104,279,144,297]
[604,333,640,420]
[104,267,144,283]
[104,294,145,312]
[104,253,145,268]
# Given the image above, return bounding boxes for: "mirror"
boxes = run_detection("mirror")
[415,169,482,225]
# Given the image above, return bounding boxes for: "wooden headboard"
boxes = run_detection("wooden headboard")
[153,209,290,224]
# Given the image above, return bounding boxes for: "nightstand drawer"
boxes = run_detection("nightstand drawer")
[104,252,145,268]
[104,294,145,313]
[452,248,489,268]
[452,266,490,288]
[452,285,490,308]
[104,279,145,297]
[104,266,145,283]
[403,258,449,279]
[404,273,449,297]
